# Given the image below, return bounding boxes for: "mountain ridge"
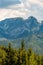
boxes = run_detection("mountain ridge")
[0,16,42,39]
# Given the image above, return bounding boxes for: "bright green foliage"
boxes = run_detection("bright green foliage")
[41,55,43,65]
[0,46,6,65]
[0,41,43,65]
[28,53,37,65]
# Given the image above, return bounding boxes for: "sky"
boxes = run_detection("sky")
[0,0,43,21]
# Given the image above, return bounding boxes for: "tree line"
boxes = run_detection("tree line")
[0,40,43,65]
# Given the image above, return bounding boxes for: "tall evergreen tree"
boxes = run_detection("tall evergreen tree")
[5,43,15,65]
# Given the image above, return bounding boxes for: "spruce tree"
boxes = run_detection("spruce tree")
[5,43,15,65]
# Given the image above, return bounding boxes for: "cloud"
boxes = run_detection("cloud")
[29,0,43,7]
[0,0,21,8]
[0,8,31,21]
[21,0,43,20]
[0,1,31,21]
[0,0,43,21]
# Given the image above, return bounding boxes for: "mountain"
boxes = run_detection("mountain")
[0,16,43,54]
[0,16,41,39]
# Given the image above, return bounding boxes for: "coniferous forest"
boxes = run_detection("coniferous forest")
[0,41,43,65]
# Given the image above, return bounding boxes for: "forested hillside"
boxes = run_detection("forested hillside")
[0,41,43,65]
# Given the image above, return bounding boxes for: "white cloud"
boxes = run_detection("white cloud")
[0,0,43,21]
[0,2,31,21]
[0,8,31,21]
[23,0,42,7]
[21,0,43,20]
[29,0,43,7]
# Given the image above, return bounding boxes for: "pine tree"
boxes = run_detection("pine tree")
[0,41,43,65]
[28,53,37,65]
[0,48,6,65]
[41,55,43,65]
[17,40,26,65]
[5,43,15,65]
[21,40,25,50]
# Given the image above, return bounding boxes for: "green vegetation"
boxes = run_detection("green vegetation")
[0,41,43,65]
